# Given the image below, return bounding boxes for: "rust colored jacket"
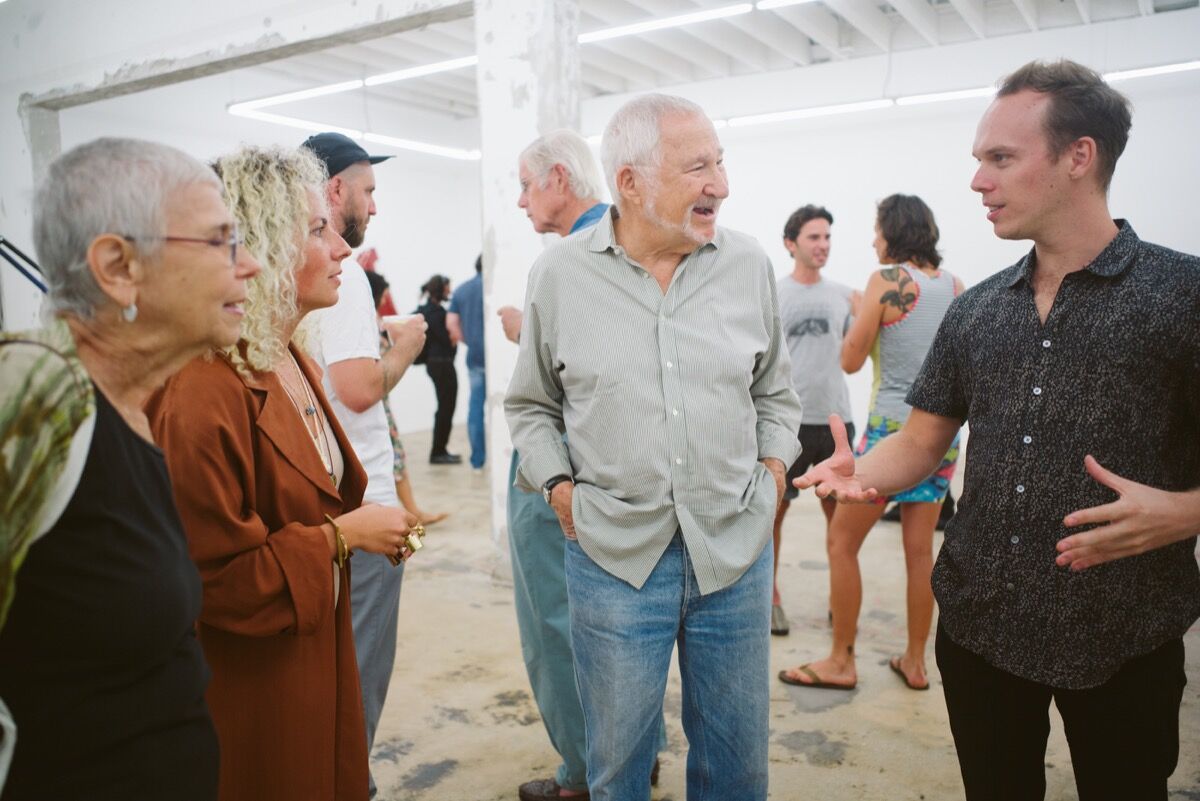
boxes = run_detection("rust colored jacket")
[147,345,369,801]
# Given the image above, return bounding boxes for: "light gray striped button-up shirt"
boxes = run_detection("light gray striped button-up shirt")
[505,208,802,595]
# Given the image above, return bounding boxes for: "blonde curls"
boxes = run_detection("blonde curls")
[213,145,327,374]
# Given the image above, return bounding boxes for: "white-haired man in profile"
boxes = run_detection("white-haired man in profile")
[506,96,801,800]
[500,130,665,801]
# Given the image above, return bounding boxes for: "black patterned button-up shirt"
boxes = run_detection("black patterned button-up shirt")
[908,221,1200,689]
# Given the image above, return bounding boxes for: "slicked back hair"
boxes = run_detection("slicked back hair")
[997,59,1132,190]
[520,129,605,203]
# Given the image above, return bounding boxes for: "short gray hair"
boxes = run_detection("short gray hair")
[519,129,605,202]
[33,137,220,318]
[600,93,706,209]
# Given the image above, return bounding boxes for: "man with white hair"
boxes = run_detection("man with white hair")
[500,129,640,801]
[506,97,802,800]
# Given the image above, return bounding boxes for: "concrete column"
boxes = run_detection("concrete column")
[473,0,580,553]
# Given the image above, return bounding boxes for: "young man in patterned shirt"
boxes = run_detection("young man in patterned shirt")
[795,59,1200,800]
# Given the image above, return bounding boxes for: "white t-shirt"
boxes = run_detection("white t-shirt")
[313,260,398,506]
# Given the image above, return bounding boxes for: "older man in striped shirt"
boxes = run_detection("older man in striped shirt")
[506,94,802,801]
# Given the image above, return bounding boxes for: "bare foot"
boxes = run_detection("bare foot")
[889,654,929,690]
[778,657,856,689]
[418,511,448,526]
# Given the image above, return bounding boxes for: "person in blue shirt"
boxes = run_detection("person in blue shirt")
[447,255,485,470]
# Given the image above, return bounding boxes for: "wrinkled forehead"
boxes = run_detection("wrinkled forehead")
[660,112,722,162]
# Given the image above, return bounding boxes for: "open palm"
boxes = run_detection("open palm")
[792,415,878,503]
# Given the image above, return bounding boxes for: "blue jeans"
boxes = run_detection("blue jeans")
[350,551,405,798]
[508,453,667,792]
[467,364,486,469]
[565,533,772,801]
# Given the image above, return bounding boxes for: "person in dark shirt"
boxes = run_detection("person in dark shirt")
[795,60,1199,801]
[417,274,460,464]
[0,137,262,800]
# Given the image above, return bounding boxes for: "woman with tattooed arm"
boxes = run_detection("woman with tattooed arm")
[779,194,963,693]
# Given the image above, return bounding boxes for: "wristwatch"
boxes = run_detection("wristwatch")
[542,474,573,504]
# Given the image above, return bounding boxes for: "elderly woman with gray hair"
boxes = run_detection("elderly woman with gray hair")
[146,145,418,801]
[0,138,259,799]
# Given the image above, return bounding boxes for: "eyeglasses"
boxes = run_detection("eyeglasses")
[123,228,244,267]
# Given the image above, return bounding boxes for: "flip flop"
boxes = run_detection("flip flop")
[778,664,856,691]
[889,656,930,691]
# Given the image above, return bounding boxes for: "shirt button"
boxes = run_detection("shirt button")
[1032,387,1042,396]
[666,361,674,369]
[672,408,679,416]
[1042,339,1051,348]
[1011,535,1020,544]
[1022,435,1032,444]
[1016,484,1025,493]
[1006,582,1015,591]
[675,457,682,465]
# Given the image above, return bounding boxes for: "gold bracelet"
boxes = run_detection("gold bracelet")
[325,514,349,568]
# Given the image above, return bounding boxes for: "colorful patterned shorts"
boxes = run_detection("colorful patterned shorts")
[856,412,959,504]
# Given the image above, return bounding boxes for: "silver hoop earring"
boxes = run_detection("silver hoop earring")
[122,303,138,323]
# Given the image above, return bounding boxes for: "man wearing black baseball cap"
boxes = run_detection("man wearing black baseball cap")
[301,132,393,247]
[303,131,427,799]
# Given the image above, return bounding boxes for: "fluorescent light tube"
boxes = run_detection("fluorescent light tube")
[896,87,995,106]
[1103,60,1200,82]
[728,98,894,127]
[365,55,480,87]
[362,132,480,161]
[578,4,753,44]
[755,0,819,9]
[226,108,479,161]
[228,80,365,113]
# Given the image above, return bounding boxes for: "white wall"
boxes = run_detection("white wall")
[4,0,1198,444]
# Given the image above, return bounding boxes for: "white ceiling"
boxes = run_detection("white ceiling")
[243,0,1196,122]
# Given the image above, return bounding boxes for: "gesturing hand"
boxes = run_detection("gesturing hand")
[792,414,878,503]
[1055,455,1200,571]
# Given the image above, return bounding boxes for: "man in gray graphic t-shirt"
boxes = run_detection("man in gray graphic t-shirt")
[770,204,858,636]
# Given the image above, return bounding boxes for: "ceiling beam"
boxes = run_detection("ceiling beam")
[945,0,986,37]
[822,0,894,52]
[1138,0,1154,15]
[888,0,941,45]
[1072,0,1092,22]
[580,46,672,89]
[1009,0,1040,30]
[714,6,813,66]
[617,0,773,72]
[768,4,845,59]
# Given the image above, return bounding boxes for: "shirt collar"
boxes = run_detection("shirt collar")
[570,202,609,234]
[586,204,723,256]
[1007,219,1139,288]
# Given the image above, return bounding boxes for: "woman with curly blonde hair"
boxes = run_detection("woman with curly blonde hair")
[147,145,419,801]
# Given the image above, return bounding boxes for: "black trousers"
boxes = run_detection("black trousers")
[936,623,1186,801]
[426,361,458,456]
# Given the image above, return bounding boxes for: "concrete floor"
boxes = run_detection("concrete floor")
[373,429,1200,801]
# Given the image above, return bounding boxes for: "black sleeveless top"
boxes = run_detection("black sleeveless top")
[0,389,217,800]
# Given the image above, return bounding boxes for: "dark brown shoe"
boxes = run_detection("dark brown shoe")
[518,778,589,801]
[650,757,660,786]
